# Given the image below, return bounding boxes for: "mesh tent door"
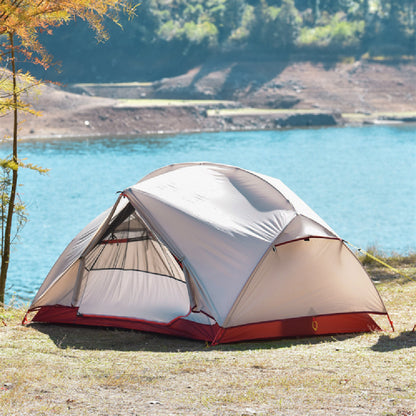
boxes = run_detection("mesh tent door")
[77,203,191,323]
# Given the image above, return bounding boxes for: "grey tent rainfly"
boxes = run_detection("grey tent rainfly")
[24,162,392,344]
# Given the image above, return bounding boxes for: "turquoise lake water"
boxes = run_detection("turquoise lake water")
[1,124,415,304]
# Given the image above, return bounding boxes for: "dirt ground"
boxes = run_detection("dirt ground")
[1,59,415,140]
[1,264,416,416]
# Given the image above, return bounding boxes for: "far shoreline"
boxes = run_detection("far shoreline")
[2,102,416,143]
[9,114,416,143]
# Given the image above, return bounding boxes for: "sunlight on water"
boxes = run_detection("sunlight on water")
[1,124,415,304]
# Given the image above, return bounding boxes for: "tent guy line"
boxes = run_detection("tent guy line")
[344,240,415,283]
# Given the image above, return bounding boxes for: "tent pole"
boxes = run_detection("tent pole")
[71,257,86,307]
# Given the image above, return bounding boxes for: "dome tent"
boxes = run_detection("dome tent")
[25,162,389,344]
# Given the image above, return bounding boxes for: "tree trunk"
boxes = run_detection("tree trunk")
[314,0,320,23]
[0,33,19,305]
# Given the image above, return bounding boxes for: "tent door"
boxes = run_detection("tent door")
[77,203,190,323]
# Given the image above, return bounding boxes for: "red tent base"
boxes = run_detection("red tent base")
[26,305,383,345]
[215,313,382,344]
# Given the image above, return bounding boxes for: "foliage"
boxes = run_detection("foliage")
[250,0,302,50]
[22,0,414,82]
[0,159,27,252]
[0,0,136,304]
[0,0,136,65]
[149,0,303,51]
[0,157,48,270]
[0,68,41,116]
[129,0,415,56]
[298,12,365,49]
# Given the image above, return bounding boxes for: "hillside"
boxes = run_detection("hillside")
[1,58,416,140]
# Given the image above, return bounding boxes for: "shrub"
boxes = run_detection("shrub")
[298,12,365,50]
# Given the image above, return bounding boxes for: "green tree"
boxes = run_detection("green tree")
[361,0,415,56]
[0,0,135,305]
[251,0,301,50]
[226,3,256,47]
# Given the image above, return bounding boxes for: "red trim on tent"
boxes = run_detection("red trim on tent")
[100,238,129,245]
[28,305,218,342]
[274,236,341,248]
[214,313,382,345]
[27,305,384,344]
[172,254,183,269]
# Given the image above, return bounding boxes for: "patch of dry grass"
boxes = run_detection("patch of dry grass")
[206,108,321,117]
[1,260,415,415]
[73,82,154,88]
[116,99,235,108]
[342,111,416,123]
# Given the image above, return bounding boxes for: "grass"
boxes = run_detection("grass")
[342,111,416,120]
[116,99,235,108]
[206,108,322,117]
[358,247,416,268]
[204,107,416,121]
[1,257,415,415]
[72,82,154,88]
[207,108,416,121]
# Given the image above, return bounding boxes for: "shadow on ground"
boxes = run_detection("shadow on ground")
[371,331,416,352]
[30,322,361,353]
